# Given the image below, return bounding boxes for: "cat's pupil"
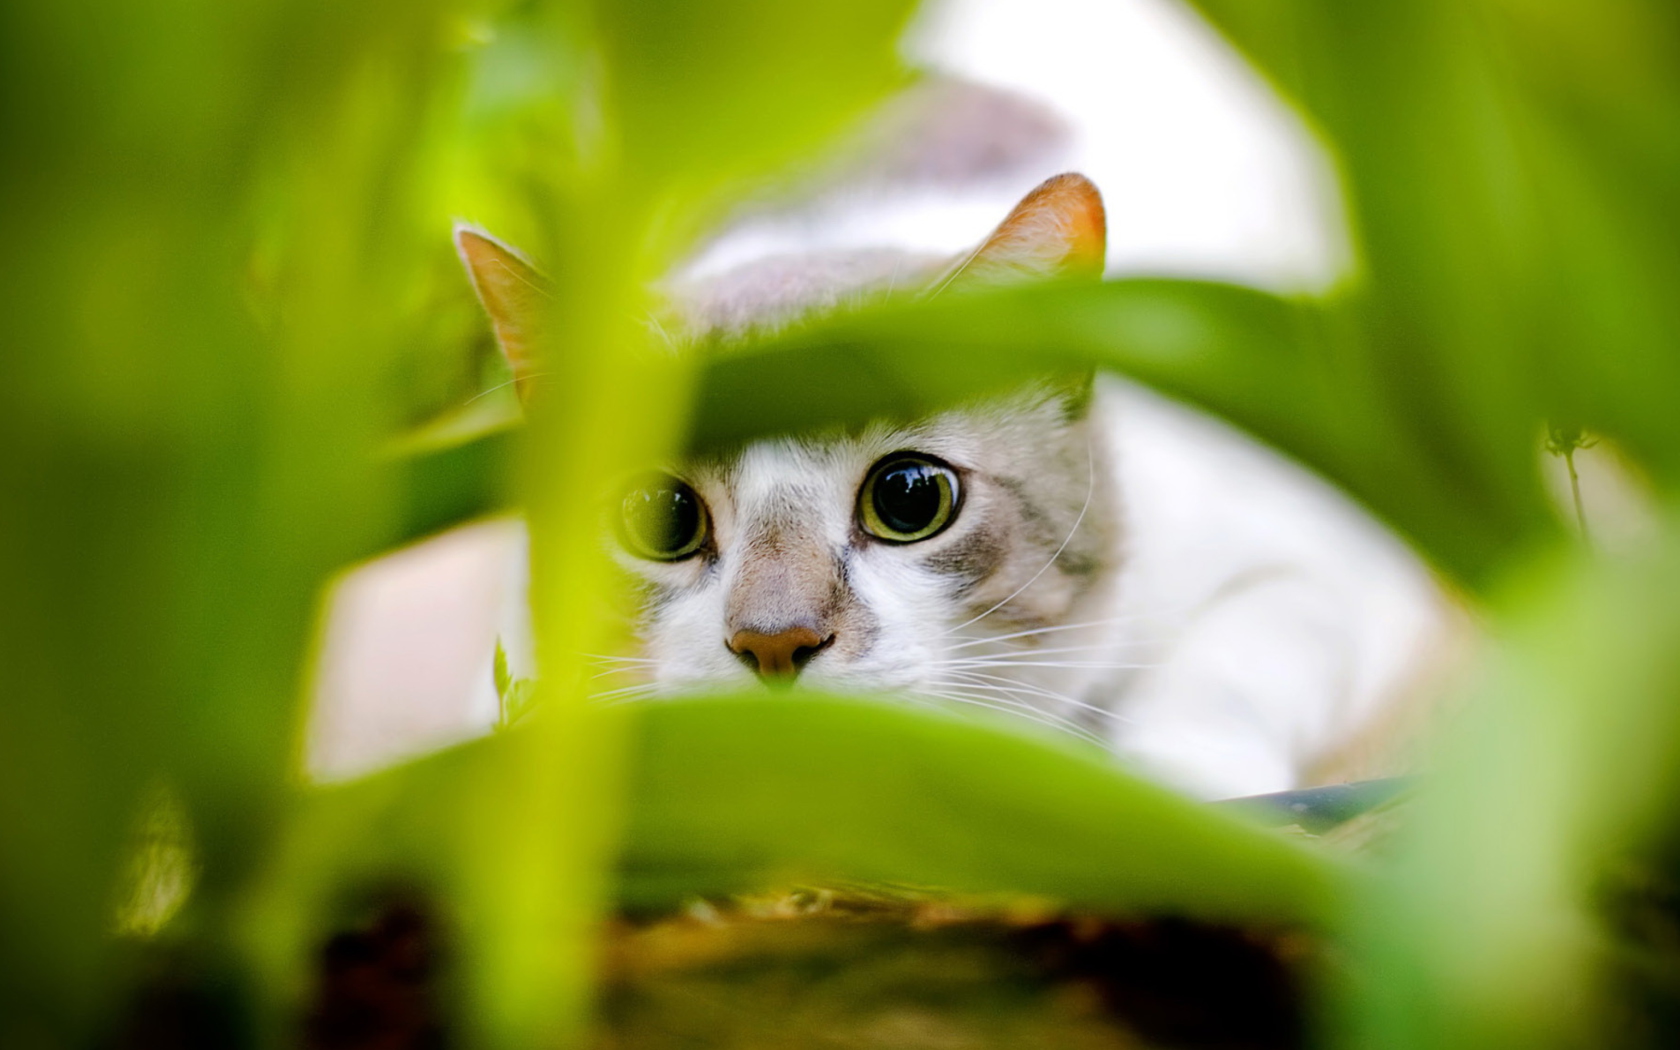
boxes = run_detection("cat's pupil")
[873,461,943,535]
[622,479,704,559]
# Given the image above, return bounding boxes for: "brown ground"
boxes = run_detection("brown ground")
[302,888,1317,1050]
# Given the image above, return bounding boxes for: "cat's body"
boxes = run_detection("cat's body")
[459,174,1446,798]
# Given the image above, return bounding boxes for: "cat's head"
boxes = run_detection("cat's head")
[457,175,1123,722]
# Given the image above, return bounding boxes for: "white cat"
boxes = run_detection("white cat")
[456,174,1446,799]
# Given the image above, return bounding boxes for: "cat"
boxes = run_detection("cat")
[455,173,1447,799]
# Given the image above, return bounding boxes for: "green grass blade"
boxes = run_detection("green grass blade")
[1338,518,1680,1048]
[620,694,1346,923]
[377,275,1557,589]
[245,694,1345,984]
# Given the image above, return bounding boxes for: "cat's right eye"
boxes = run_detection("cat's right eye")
[618,475,709,561]
[858,454,961,543]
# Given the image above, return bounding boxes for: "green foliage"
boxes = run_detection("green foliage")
[492,638,540,728]
[245,694,1341,969]
[620,695,1341,920]
[4,0,1680,1046]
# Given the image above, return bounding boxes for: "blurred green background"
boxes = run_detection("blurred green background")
[3,0,1679,1046]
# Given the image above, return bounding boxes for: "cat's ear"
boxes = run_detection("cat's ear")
[454,225,551,400]
[935,172,1106,292]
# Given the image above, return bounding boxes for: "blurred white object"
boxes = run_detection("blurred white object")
[691,0,1346,292]
[1098,378,1445,796]
[307,520,516,781]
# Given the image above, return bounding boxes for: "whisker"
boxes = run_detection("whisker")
[926,680,1106,736]
[941,666,1087,700]
[943,616,1164,652]
[926,689,1108,747]
[940,670,1133,727]
[590,666,650,680]
[465,370,555,405]
[939,671,1094,713]
[492,254,554,299]
[584,653,657,679]
[939,643,1137,661]
[589,683,660,703]
[939,656,1156,671]
[926,688,1060,726]
[642,311,679,351]
[583,653,657,665]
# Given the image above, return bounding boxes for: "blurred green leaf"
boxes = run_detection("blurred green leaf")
[15,0,1680,1043]
[493,637,512,700]
[1187,0,1680,496]
[1480,0,1680,485]
[379,423,520,560]
[619,694,1345,922]
[427,1,934,1045]
[0,0,451,1038]
[599,0,919,232]
[1188,2,1564,558]
[241,692,1345,1019]
[380,275,1553,590]
[1339,514,1680,1049]
[691,279,1553,589]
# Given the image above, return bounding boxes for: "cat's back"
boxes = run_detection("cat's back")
[665,249,946,339]
[1092,376,1452,794]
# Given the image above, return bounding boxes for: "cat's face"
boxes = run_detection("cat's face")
[613,382,1115,699]
[458,174,1120,722]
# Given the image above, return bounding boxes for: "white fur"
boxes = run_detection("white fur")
[1091,378,1445,795]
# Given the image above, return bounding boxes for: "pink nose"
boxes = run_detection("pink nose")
[728,627,831,681]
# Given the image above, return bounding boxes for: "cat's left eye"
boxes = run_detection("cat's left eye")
[619,475,709,561]
[858,454,961,543]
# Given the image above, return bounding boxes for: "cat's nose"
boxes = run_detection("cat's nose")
[728,626,832,682]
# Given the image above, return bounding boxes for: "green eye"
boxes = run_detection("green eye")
[619,475,709,561]
[859,454,961,543]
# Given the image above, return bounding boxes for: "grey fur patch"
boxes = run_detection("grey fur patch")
[990,473,1062,550]
[924,522,1008,596]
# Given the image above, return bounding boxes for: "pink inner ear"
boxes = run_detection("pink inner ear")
[1035,174,1107,275]
[957,173,1108,285]
[454,226,550,396]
